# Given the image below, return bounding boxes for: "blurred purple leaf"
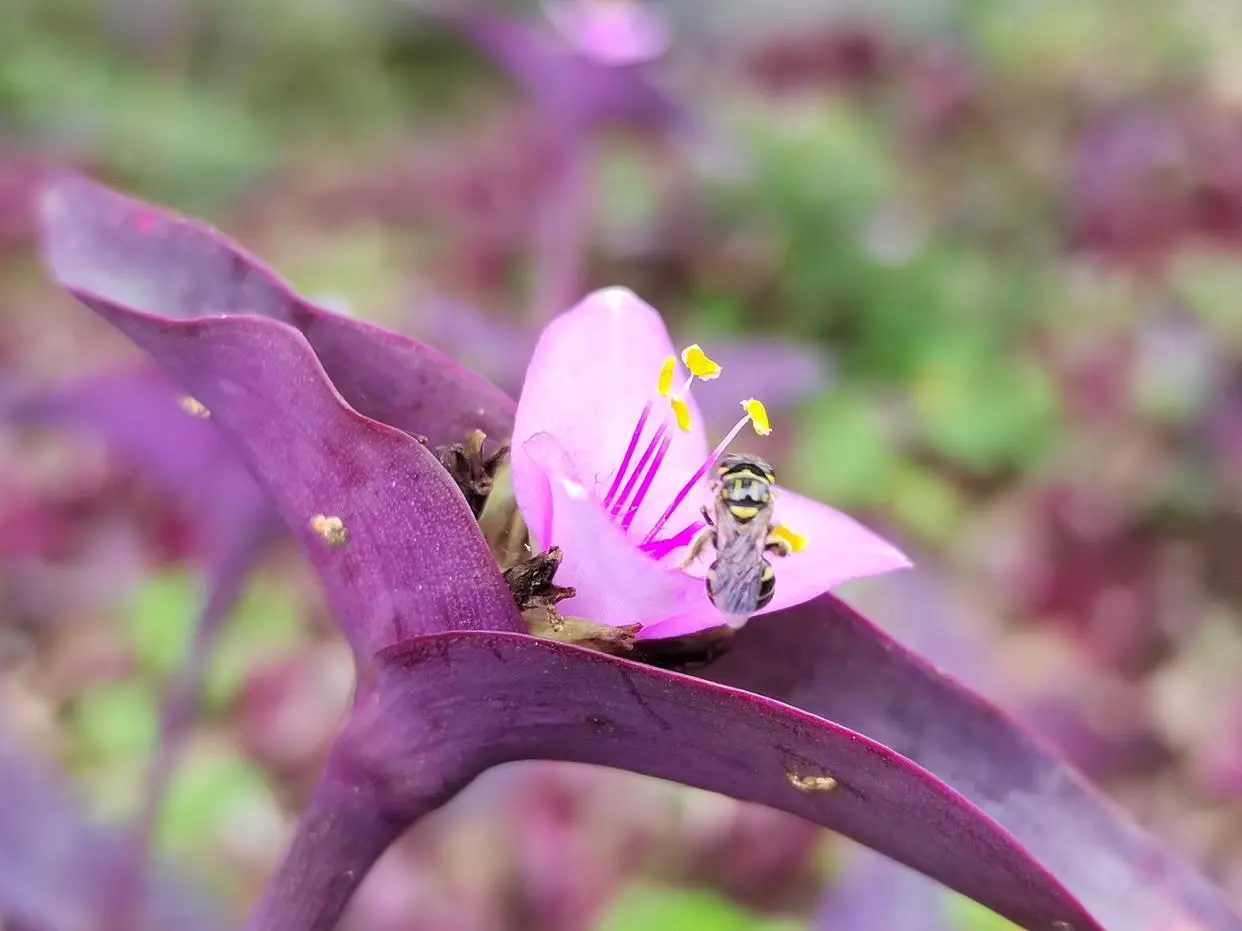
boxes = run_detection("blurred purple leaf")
[675,801,822,911]
[1068,103,1242,268]
[418,5,687,138]
[39,175,515,447]
[0,730,223,931]
[742,24,890,96]
[704,596,1242,931]
[411,301,831,422]
[411,296,535,396]
[687,335,831,427]
[813,847,951,931]
[3,368,281,926]
[4,367,277,551]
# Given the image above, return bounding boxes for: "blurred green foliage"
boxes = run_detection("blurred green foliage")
[67,568,298,894]
[598,884,803,931]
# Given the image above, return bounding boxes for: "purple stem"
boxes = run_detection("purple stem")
[240,745,416,931]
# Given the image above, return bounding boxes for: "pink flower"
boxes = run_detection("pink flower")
[540,0,670,66]
[511,288,912,640]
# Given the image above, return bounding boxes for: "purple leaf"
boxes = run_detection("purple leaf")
[38,177,525,660]
[0,731,223,931]
[704,595,1242,931]
[246,631,1100,931]
[39,175,515,447]
[47,311,524,660]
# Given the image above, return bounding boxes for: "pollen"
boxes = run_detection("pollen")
[179,395,211,418]
[656,355,676,396]
[784,767,838,793]
[670,397,692,432]
[741,398,771,435]
[309,514,350,548]
[681,344,722,381]
[771,524,807,553]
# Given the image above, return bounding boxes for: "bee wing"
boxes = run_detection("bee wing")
[708,527,769,617]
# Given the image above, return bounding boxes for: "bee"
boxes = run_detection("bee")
[680,453,794,627]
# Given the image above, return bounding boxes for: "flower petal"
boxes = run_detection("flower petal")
[512,287,710,543]
[758,486,912,617]
[522,432,702,628]
[705,594,1242,931]
[633,487,910,640]
[541,0,671,66]
[38,175,515,447]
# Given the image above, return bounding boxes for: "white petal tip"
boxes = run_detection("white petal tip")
[595,286,640,312]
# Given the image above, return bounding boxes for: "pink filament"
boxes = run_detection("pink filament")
[609,421,668,518]
[641,413,753,545]
[602,401,651,510]
[620,430,672,531]
[639,520,704,560]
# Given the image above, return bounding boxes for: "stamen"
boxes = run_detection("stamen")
[609,421,668,518]
[670,397,691,432]
[657,355,676,396]
[605,354,685,511]
[602,400,652,509]
[742,398,771,435]
[641,396,771,545]
[771,524,807,553]
[639,520,704,559]
[620,429,672,531]
[681,344,722,381]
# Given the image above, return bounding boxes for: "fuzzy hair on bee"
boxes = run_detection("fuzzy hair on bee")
[679,453,796,628]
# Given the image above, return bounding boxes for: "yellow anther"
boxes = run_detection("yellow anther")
[670,397,692,432]
[741,398,771,435]
[657,355,676,397]
[771,524,807,553]
[681,344,722,381]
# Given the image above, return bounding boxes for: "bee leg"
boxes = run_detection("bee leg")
[765,534,794,559]
[678,527,715,569]
[700,505,714,527]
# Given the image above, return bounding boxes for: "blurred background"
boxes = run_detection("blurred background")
[3,0,1242,928]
